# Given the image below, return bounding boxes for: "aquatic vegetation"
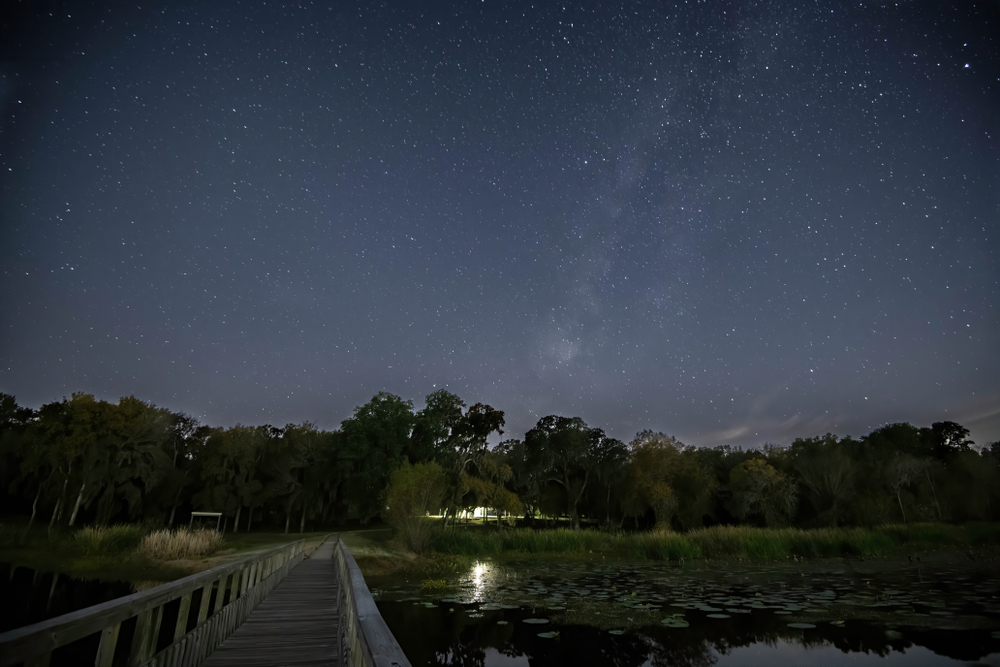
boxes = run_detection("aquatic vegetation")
[420,578,449,591]
[375,553,1000,667]
[431,523,988,562]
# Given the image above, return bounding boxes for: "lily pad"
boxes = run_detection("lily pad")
[537,631,559,639]
[706,613,731,619]
[788,623,816,629]
[523,618,550,624]
[885,630,903,639]
[496,620,508,625]
[661,619,690,628]
[608,630,625,635]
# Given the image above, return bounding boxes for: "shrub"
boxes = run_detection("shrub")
[136,528,225,560]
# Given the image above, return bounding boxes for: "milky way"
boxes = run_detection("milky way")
[1,1,997,447]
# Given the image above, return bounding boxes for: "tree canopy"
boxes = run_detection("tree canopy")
[1,391,996,533]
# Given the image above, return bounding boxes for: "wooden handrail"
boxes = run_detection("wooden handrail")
[334,538,411,667]
[0,539,305,667]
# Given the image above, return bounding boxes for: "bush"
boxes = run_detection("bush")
[136,528,225,560]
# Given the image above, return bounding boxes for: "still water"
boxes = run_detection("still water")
[0,562,138,633]
[372,557,1000,666]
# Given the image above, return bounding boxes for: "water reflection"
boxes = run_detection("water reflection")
[1,562,137,633]
[372,557,1000,666]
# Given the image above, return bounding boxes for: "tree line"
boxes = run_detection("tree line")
[1,391,998,533]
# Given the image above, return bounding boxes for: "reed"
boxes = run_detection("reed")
[425,522,999,561]
[74,524,148,557]
[135,527,225,560]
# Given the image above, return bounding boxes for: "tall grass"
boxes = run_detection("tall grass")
[135,528,225,561]
[430,522,998,562]
[626,530,702,561]
[432,528,609,556]
[74,524,148,557]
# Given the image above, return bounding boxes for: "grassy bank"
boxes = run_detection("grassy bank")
[0,519,328,581]
[430,522,1000,562]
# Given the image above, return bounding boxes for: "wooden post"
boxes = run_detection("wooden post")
[173,592,193,641]
[23,654,50,667]
[128,604,163,666]
[196,583,214,625]
[0,539,306,667]
[213,574,230,614]
[94,622,120,667]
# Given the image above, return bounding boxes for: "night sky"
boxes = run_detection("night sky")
[2,1,997,449]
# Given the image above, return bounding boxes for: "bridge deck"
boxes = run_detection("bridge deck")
[200,536,340,667]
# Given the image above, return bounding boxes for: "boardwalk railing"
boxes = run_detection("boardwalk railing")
[0,539,304,667]
[334,538,411,667]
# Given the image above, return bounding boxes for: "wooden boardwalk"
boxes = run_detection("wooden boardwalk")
[200,536,341,667]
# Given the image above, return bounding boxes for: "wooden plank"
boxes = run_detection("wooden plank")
[200,539,340,667]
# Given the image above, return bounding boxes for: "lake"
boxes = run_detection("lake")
[371,555,1000,666]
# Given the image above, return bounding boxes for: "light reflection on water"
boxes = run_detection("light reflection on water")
[373,556,1000,667]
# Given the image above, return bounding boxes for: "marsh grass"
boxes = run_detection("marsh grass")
[430,522,998,562]
[135,528,225,561]
[627,530,702,561]
[432,528,611,556]
[74,524,148,557]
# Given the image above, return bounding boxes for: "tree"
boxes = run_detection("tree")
[32,394,117,528]
[383,462,445,553]
[623,431,684,528]
[192,425,270,532]
[885,454,928,523]
[729,457,797,526]
[464,449,521,530]
[410,389,466,463]
[339,392,415,523]
[523,416,595,530]
[418,395,505,528]
[88,396,175,524]
[494,438,539,520]
[789,434,858,526]
[931,421,974,459]
[590,433,628,525]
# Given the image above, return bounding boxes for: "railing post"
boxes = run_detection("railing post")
[23,654,50,667]
[0,539,307,667]
[174,592,193,641]
[95,622,120,667]
[128,604,163,666]
[196,582,214,625]
[213,574,230,614]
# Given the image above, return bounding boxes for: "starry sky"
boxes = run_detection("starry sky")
[1,1,997,449]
